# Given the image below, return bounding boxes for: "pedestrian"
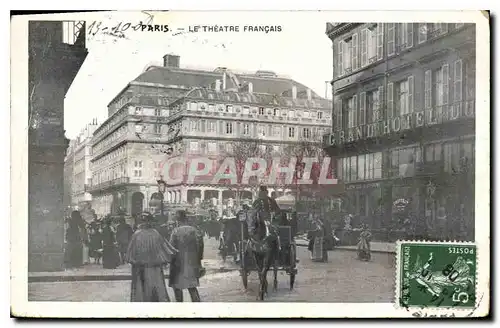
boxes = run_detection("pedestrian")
[88,220,103,264]
[64,211,86,269]
[168,210,205,302]
[116,216,134,264]
[82,224,90,265]
[125,212,177,302]
[357,224,372,261]
[101,216,121,269]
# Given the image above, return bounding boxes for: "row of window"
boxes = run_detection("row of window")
[338,23,467,77]
[336,58,475,129]
[92,161,127,186]
[337,152,383,182]
[188,141,284,155]
[93,109,128,141]
[335,140,474,183]
[184,101,329,120]
[91,146,127,168]
[187,119,325,139]
[92,125,128,155]
[134,106,169,117]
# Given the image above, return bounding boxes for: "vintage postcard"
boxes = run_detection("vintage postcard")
[10,10,490,318]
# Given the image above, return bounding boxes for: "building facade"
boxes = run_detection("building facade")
[88,54,332,217]
[162,86,332,211]
[323,23,475,241]
[63,139,76,211]
[63,120,99,220]
[29,21,88,271]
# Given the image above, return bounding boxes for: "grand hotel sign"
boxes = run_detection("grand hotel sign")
[323,104,475,147]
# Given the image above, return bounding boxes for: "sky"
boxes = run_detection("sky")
[63,11,334,139]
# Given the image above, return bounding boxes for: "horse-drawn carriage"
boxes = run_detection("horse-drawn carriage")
[237,202,298,300]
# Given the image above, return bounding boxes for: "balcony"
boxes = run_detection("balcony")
[87,177,130,192]
[415,161,443,177]
[62,21,86,47]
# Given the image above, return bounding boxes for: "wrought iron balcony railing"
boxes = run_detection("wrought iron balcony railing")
[62,21,85,46]
[87,177,130,192]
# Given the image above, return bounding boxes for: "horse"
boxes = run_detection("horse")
[246,207,280,301]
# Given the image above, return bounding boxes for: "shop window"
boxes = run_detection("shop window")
[350,156,357,181]
[444,143,461,173]
[390,147,417,177]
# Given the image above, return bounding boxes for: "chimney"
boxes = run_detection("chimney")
[222,71,227,90]
[292,85,297,99]
[215,79,221,91]
[248,82,253,93]
[163,54,180,68]
[307,88,312,101]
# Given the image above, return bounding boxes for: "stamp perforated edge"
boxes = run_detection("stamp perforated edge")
[394,239,479,315]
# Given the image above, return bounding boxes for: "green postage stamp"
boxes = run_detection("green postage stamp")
[397,241,477,309]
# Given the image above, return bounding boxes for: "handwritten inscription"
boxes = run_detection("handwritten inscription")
[87,11,157,39]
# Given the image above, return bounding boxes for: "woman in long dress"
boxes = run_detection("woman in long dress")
[64,211,86,269]
[357,224,372,261]
[125,212,177,302]
[102,217,121,269]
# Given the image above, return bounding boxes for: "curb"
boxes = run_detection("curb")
[295,240,396,254]
[28,267,237,283]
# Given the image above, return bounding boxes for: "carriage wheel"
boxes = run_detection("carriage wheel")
[241,268,248,290]
[240,241,248,290]
[233,245,238,263]
[273,265,278,291]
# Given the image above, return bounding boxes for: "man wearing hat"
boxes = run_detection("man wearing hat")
[168,210,204,302]
[125,212,177,302]
[252,186,280,221]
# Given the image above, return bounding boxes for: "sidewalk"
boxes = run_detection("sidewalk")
[294,238,395,254]
[28,259,239,283]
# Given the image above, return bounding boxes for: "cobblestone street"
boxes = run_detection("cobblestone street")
[29,239,395,302]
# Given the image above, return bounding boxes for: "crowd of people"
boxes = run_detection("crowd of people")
[63,209,205,302]
[64,211,134,269]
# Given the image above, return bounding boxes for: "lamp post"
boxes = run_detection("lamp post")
[157,176,167,218]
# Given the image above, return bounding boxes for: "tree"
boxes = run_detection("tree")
[281,132,332,213]
[215,137,272,206]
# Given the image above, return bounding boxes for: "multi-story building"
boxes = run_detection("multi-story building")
[63,139,76,211]
[64,119,99,220]
[323,22,475,240]
[162,85,332,209]
[89,54,332,217]
[28,21,88,271]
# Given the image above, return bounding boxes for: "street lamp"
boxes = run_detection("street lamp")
[157,176,167,218]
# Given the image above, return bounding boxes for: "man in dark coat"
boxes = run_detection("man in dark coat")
[126,212,177,302]
[252,186,280,220]
[168,210,204,302]
[116,217,134,264]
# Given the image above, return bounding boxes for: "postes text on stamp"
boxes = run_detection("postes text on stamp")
[398,242,476,309]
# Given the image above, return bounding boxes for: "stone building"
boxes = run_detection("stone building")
[161,86,332,210]
[28,21,88,271]
[89,54,332,217]
[63,119,99,220]
[323,22,475,240]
